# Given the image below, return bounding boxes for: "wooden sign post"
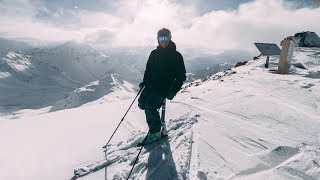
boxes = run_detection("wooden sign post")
[278,37,295,74]
[254,43,281,68]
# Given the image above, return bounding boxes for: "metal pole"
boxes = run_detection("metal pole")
[265,56,270,68]
[160,99,168,136]
[105,148,107,180]
[102,87,143,149]
[161,99,166,122]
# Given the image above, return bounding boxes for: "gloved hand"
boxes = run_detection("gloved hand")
[166,90,176,100]
[139,81,145,89]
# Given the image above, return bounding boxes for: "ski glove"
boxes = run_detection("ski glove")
[139,81,145,89]
[166,90,176,100]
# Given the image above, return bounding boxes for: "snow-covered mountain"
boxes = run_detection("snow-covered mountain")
[1,40,248,113]
[32,41,141,84]
[0,51,79,110]
[0,41,144,112]
[1,46,319,180]
[50,74,135,112]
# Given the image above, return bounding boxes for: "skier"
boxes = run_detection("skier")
[138,28,186,145]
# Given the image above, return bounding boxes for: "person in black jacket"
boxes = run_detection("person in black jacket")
[138,28,186,144]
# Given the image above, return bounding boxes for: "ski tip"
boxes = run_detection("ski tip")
[137,136,168,147]
[102,144,110,150]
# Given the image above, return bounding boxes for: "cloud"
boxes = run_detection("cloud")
[108,0,196,46]
[169,0,252,15]
[174,0,320,51]
[83,29,115,45]
[0,0,81,41]
[0,0,320,51]
[0,17,81,41]
[0,0,36,17]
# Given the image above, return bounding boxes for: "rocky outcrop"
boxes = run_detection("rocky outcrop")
[293,31,320,48]
[234,61,248,68]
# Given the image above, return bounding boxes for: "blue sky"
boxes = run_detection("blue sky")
[0,0,320,50]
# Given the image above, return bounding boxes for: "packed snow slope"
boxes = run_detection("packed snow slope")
[0,47,320,180]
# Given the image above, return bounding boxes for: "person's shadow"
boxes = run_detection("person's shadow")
[144,137,179,180]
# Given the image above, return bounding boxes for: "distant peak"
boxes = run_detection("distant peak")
[50,41,107,57]
[5,51,22,59]
[58,41,93,50]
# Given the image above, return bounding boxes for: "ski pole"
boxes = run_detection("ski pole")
[126,130,150,180]
[160,99,168,135]
[126,97,166,180]
[104,148,108,180]
[103,87,143,149]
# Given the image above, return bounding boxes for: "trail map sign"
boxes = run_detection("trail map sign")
[254,43,281,56]
[254,43,281,68]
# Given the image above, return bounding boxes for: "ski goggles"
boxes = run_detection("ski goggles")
[158,36,171,43]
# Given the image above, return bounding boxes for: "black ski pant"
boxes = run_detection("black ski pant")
[138,87,164,133]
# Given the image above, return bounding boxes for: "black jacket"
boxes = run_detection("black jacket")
[143,41,186,97]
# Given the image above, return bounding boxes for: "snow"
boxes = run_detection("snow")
[0,99,144,180]
[2,51,32,72]
[1,47,320,180]
[0,51,80,110]
[0,71,11,78]
[50,74,135,112]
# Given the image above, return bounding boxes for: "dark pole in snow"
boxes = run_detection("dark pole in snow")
[127,98,166,180]
[265,56,270,68]
[105,148,107,180]
[102,87,143,149]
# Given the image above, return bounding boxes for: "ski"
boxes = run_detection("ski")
[72,158,108,179]
[137,134,168,147]
[72,133,168,178]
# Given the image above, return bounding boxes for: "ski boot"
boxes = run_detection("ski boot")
[138,131,162,146]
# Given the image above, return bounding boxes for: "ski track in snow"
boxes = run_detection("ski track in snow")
[76,111,201,180]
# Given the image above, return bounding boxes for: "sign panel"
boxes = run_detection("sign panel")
[254,43,281,56]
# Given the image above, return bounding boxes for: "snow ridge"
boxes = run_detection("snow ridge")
[50,74,134,112]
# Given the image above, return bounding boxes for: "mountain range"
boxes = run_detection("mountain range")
[0,38,250,112]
